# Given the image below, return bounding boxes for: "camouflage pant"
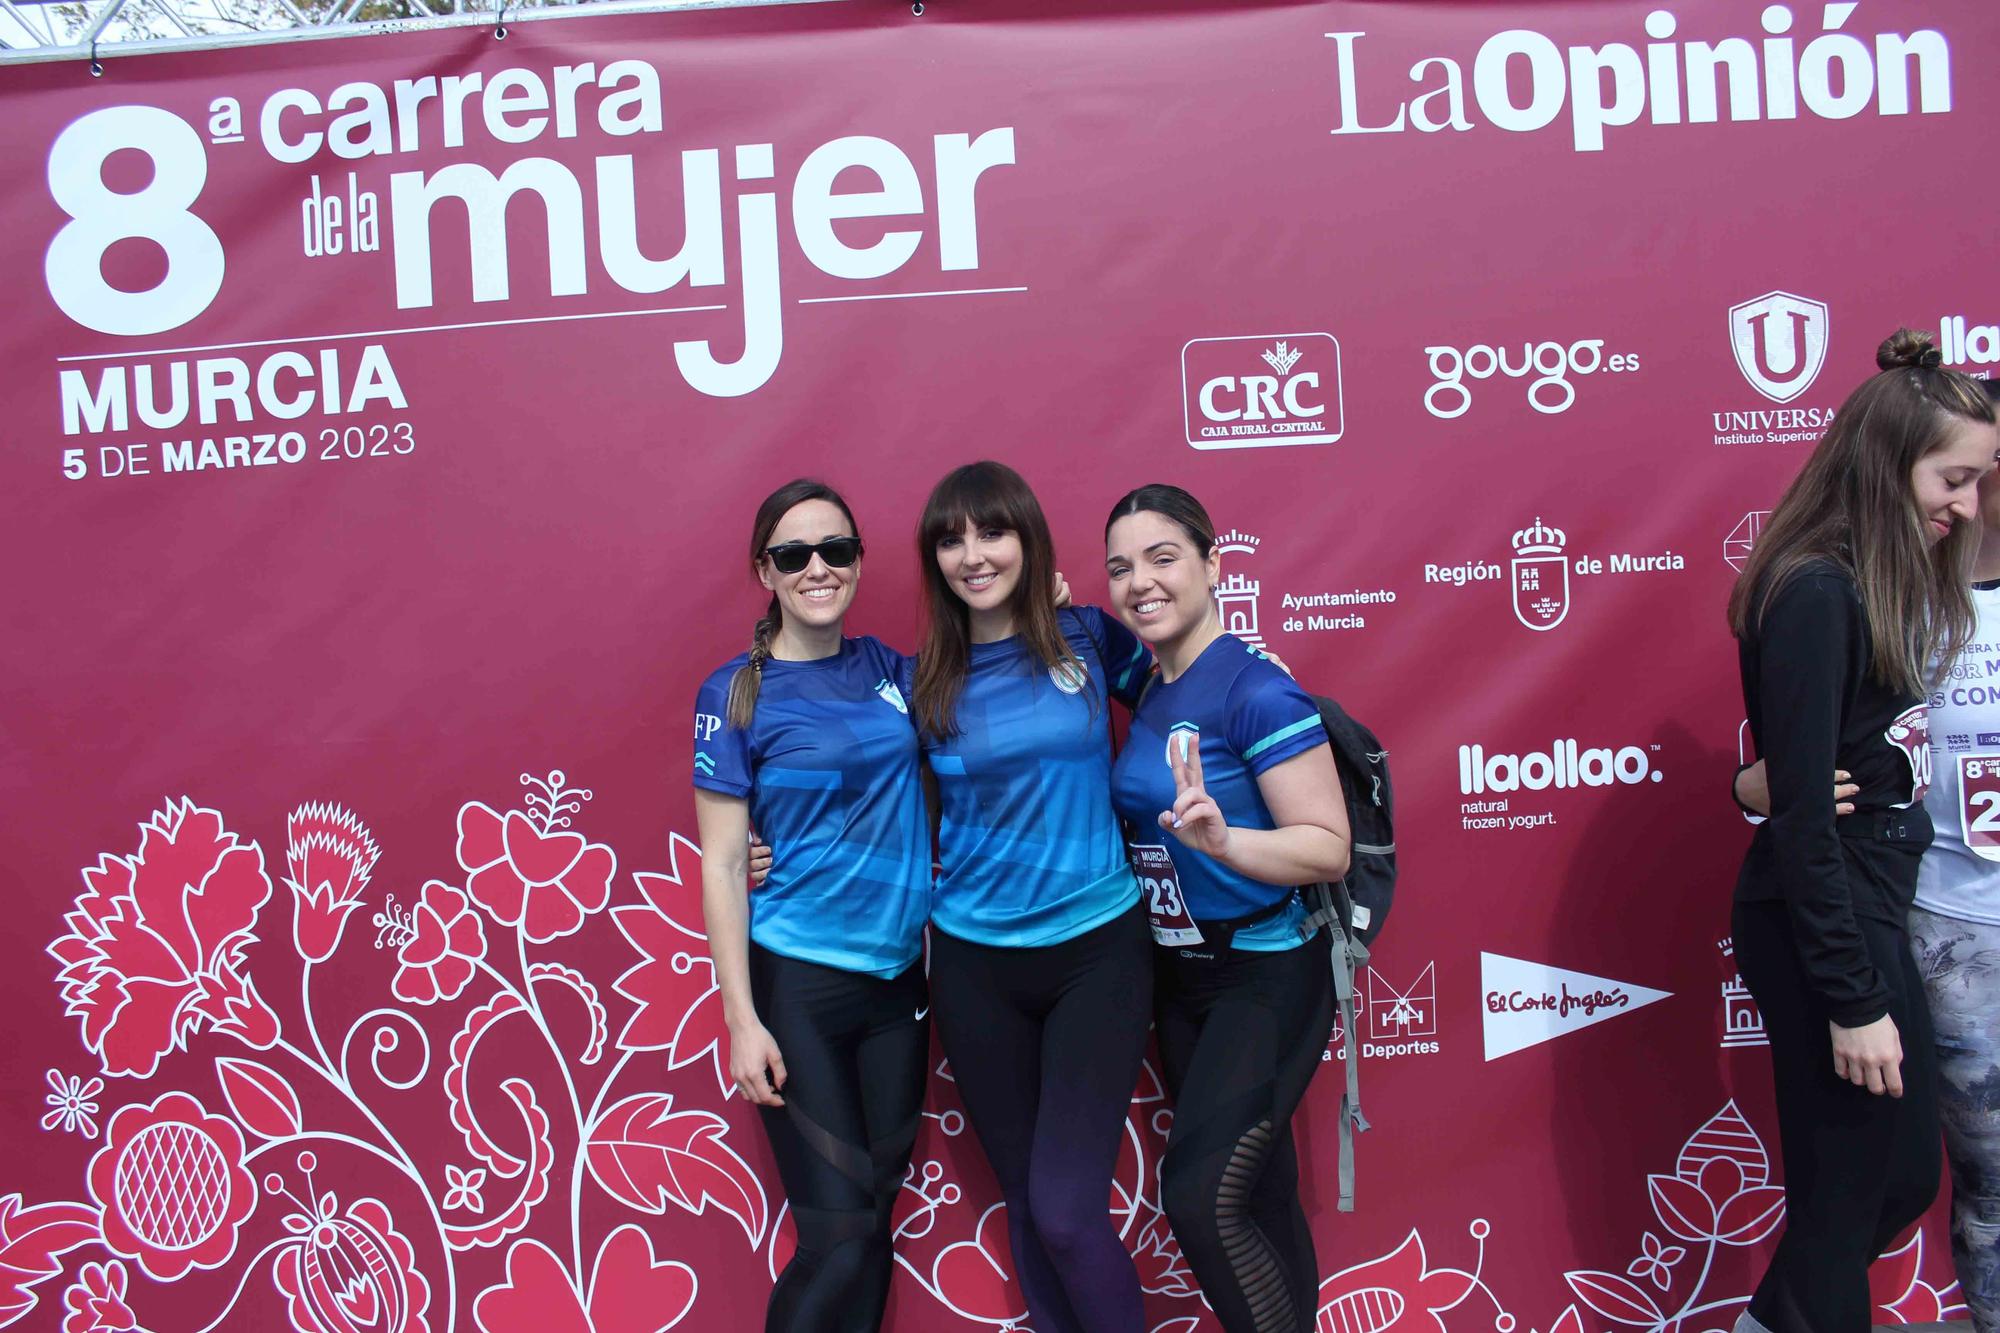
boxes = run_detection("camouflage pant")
[1911,906,2000,1333]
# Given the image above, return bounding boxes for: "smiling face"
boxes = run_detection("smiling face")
[1104,509,1220,646]
[756,498,860,630]
[934,519,1024,617]
[1910,415,2000,546]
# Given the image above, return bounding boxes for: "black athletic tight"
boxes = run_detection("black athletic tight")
[1156,933,1335,1333]
[748,945,929,1333]
[1733,898,1941,1333]
[928,903,1154,1333]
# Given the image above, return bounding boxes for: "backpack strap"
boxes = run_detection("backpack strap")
[1302,880,1371,1211]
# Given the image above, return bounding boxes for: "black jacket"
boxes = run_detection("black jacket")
[1734,560,1932,1027]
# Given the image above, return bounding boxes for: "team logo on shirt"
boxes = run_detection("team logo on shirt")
[1886,704,1932,806]
[1165,721,1200,766]
[1048,658,1087,695]
[875,679,909,715]
[1511,518,1570,631]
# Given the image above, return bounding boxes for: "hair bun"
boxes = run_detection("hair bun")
[1878,328,1943,372]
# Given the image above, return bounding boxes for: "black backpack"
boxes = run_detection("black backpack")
[1303,693,1396,947]
[1293,693,1395,1214]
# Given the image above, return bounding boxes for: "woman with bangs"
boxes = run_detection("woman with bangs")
[910,460,1154,1333]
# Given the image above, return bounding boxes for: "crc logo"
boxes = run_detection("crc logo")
[1423,338,1638,419]
[1729,292,1829,404]
[1511,517,1568,631]
[1182,333,1344,450]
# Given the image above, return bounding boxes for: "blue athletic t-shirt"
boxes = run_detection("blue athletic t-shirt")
[692,636,929,977]
[916,606,1151,947]
[1111,634,1327,952]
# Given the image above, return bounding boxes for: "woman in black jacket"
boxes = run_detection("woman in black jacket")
[1727,328,1999,1333]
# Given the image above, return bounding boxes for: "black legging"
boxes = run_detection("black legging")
[749,945,928,1333]
[928,902,1153,1333]
[1156,933,1335,1333]
[1733,898,1941,1333]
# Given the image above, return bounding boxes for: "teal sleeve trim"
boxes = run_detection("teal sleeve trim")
[1243,713,1321,761]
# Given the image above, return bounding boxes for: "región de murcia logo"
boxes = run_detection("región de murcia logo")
[1423,515,1685,632]
[1511,518,1568,631]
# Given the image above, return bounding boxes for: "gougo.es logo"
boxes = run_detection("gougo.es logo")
[1423,338,1639,419]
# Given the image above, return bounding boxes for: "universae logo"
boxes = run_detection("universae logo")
[1729,292,1829,404]
[1182,334,1344,450]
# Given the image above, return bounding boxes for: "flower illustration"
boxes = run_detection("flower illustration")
[61,1260,141,1333]
[285,802,379,963]
[612,855,729,1095]
[42,1070,104,1138]
[380,881,487,1005]
[271,1157,432,1333]
[88,1092,257,1280]
[473,1226,696,1332]
[443,1163,487,1213]
[458,773,615,943]
[48,800,279,1078]
[1625,1231,1685,1291]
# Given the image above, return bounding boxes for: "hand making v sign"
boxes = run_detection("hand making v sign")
[1161,728,1231,859]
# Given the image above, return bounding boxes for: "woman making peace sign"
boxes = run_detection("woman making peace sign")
[1104,484,1352,1333]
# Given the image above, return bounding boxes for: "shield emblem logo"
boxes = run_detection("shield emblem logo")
[1729,292,1829,403]
[1512,553,1569,630]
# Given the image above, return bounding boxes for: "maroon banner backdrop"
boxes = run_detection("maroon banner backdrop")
[6,1,2000,1329]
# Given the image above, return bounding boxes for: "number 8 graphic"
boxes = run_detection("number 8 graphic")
[45,106,224,336]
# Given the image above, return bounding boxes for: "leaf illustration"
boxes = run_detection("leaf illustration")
[1564,1268,1666,1326]
[1715,1186,1786,1246]
[215,1056,303,1139]
[1647,1172,1716,1242]
[0,1193,99,1325]
[586,1093,767,1246]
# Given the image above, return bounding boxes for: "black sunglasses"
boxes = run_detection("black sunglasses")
[763,537,863,575]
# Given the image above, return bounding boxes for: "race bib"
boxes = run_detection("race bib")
[1960,753,2000,863]
[1886,704,1932,806]
[1130,843,1202,947]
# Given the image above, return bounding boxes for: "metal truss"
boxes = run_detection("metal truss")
[0,0,848,67]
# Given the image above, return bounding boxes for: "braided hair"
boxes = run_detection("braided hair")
[725,479,861,728]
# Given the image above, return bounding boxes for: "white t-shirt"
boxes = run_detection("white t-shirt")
[1916,581,2000,925]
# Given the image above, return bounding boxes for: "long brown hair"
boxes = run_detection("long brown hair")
[911,461,1085,739]
[1728,329,1997,693]
[725,479,860,727]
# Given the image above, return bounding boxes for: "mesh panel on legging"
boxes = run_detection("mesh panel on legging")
[750,945,928,1333]
[1157,935,1335,1333]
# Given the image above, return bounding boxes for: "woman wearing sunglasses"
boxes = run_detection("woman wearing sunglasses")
[1103,483,1351,1333]
[909,460,1155,1333]
[691,478,930,1333]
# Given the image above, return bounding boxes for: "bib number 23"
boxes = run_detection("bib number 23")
[1131,843,1202,947]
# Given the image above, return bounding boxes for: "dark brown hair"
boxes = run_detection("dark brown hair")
[725,478,860,727]
[1104,483,1217,555]
[1728,329,1998,693]
[911,461,1084,739]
